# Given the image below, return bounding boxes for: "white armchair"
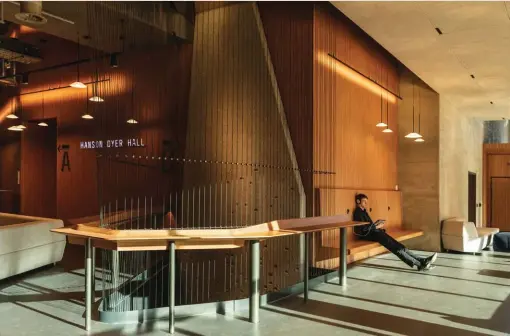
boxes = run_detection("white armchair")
[442,218,499,253]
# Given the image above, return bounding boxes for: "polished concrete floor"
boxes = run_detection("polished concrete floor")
[1,250,510,336]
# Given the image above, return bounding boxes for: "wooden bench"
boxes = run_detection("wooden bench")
[314,188,424,265]
[348,229,424,254]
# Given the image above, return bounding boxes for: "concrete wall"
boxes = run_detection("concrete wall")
[398,71,441,251]
[439,96,484,225]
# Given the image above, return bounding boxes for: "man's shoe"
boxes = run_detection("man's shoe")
[418,253,437,271]
[418,261,431,271]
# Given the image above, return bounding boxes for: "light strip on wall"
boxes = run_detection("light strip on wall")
[317,51,400,104]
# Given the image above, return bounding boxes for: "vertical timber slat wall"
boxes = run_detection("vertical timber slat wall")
[181,2,302,303]
[312,4,400,270]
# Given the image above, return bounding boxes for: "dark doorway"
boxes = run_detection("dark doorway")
[468,172,477,224]
[0,131,21,213]
[21,119,58,218]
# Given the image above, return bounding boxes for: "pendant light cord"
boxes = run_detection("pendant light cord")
[412,78,415,132]
[418,86,421,133]
[386,70,389,126]
[380,64,383,123]
[76,32,81,82]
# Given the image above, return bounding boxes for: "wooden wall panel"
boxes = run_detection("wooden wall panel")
[489,155,510,177]
[313,4,399,192]
[7,28,192,222]
[483,144,510,226]
[312,4,401,263]
[179,2,302,303]
[258,2,314,216]
[491,178,510,231]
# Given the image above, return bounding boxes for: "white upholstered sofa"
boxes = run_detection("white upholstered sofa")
[0,213,66,280]
[442,218,499,253]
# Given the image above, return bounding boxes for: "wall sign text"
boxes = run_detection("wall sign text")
[80,138,145,150]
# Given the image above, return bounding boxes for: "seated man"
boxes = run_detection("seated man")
[353,193,437,271]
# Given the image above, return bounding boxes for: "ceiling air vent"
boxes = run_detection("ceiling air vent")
[15,2,47,25]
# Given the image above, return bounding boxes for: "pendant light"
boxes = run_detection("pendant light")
[38,93,48,127]
[376,66,387,127]
[405,78,422,139]
[89,68,104,102]
[70,34,86,89]
[82,86,94,120]
[127,67,138,124]
[382,72,393,133]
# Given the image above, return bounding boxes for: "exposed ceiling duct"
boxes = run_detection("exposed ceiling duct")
[0,59,17,86]
[14,1,47,25]
[484,120,510,144]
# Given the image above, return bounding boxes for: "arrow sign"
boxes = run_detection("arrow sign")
[58,144,70,152]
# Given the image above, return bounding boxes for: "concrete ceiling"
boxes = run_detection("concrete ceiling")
[332,1,510,120]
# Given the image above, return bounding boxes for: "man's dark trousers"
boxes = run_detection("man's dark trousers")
[362,229,421,268]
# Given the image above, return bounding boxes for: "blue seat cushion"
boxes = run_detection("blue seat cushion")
[493,232,510,252]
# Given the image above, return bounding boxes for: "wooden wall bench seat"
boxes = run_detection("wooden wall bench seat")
[315,188,424,265]
[348,229,424,255]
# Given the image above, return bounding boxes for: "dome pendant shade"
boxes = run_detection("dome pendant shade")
[405,132,422,139]
[70,81,87,89]
[89,96,104,102]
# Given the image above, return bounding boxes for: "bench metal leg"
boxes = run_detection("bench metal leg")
[249,240,260,323]
[85,238,92,331]
[303,233,309,302]
[91,247,96,297]
[169,241,176,334]
[339,227,347,286]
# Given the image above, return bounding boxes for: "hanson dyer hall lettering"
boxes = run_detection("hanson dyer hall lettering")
[80,138,145,150]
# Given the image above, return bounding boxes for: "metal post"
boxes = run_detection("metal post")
[91,247,96,298]
[303,233,309,302]
[168,241,176,334]
[112,250,119,288]
[85,238,92,331]
[299,233,305,281]
[249,240,260,323]
[339,227,347,286]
